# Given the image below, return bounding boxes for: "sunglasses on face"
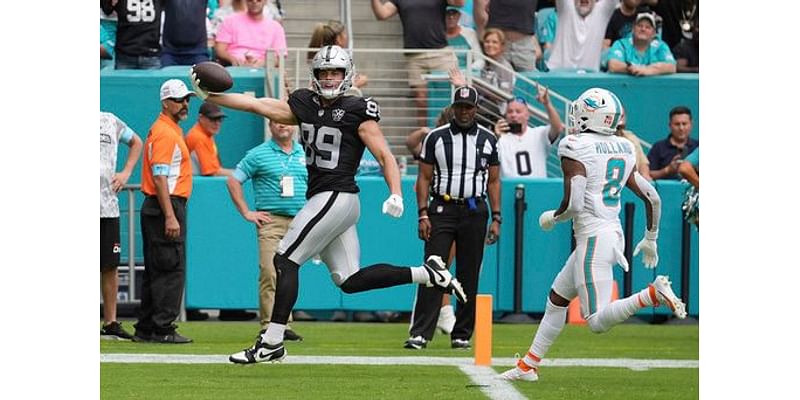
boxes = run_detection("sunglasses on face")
[169,97,190,104]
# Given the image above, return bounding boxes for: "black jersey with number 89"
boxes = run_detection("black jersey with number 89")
[287,88,381,199]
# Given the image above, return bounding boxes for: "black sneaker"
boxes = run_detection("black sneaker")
[151,332,193,344]
[451,338,471,349]
[132,331,153,343]
[229,336,286,364]
[403,336,427,349]
[186,309,209,321]
[283,329,303,342]
[100,321,134,340]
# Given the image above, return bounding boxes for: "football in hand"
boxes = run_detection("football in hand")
[191,62,233,93]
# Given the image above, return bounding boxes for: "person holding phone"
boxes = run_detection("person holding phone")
[494,85,564,178]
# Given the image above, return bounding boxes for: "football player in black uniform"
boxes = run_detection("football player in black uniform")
[192,45,467,364]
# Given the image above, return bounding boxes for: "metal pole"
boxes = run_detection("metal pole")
[623,202,635,298]
[499,184,535,323]
[680,218,691,312]
[128,187,137,302]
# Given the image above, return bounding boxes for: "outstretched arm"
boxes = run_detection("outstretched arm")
[206,93,297,125]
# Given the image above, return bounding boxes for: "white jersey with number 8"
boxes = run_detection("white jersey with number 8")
[557,133,636,237]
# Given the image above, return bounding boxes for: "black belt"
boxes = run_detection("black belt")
[146,195,187,204]
[432,194,484,205]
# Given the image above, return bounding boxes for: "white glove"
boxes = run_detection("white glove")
[613,246,629,272]
[189,68,210,100]
[633,230,659,269]
[382,194,404,218]
[539,210,557,231]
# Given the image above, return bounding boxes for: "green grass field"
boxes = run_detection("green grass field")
[101,321,698,399]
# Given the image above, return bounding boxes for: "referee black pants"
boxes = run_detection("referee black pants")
[135,196,187,335]
[409,198,488,341]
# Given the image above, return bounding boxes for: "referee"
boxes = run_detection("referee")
[404,86,502,350]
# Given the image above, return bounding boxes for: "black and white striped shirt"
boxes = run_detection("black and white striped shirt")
[420,122,499,199]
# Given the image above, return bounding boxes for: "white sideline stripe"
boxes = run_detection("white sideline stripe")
[459,365,527,400]
[100,354,698,370]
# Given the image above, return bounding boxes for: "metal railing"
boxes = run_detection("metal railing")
[262,46,650,177]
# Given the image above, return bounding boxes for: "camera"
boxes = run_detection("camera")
[508,123,523,134]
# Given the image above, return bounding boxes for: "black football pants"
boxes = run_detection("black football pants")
[135,196,187,335]
[409,198,488,341]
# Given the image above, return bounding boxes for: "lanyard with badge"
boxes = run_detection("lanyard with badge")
[279,152,295,197]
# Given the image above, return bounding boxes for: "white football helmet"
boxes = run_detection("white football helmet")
[568,87,624,135]
[309,45,354,99]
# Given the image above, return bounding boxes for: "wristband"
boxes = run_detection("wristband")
[418,207,428,216]
[418,215,429,222]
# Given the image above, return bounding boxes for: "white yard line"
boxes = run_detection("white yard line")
[100,353,698,369]
[101,354,697,400]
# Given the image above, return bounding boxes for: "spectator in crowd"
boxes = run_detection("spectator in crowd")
[616,106,652,180]
[404,86,501,350]
[494,86,564,178]
[226,120,307,341]
[446,6,484,70]
[186,102,234,177]
[101,0,164,70]
[650,0,697,52]
[606,13,676,76]
[474,0,542,72]
[535,5,558,70]
[209,0,246,48]
[647,105,698,180]
[603,0,649,50]
[371,0,462,127]
[100,8,117,69]
[673,15,698,73]
[547,0,617,71]
[678,148,698,188]
[480,28,515,92]
[214,0,287,68]
[678,147,699,226]
[134,79,196,343]
[100,112,143,340]
[161,0,211,67]
[307,20,369,94]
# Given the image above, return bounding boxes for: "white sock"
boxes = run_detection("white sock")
[588,294,644,333]
[527,299,567,368]
[409,266,430,285]
[262,322,286,345]
[439,304,454,318]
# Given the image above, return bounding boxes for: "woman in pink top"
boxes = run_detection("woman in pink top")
[214,0,287,67]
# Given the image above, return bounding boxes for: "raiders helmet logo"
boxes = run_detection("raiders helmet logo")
[332,109,345,121]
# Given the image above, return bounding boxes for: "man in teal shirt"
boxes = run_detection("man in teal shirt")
[227,120,308,341]
[606,12,676,76]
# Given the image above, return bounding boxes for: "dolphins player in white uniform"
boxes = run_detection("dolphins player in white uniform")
[499,88,687,382]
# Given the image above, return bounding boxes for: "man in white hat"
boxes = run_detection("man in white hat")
[133,79,196,344]
[606,12,677,76]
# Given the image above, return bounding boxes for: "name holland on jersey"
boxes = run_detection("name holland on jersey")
[594,141,633,155]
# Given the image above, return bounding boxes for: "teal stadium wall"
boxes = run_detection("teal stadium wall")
[101,69,699,316]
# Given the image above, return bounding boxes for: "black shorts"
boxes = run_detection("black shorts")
[100,218,121,270]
